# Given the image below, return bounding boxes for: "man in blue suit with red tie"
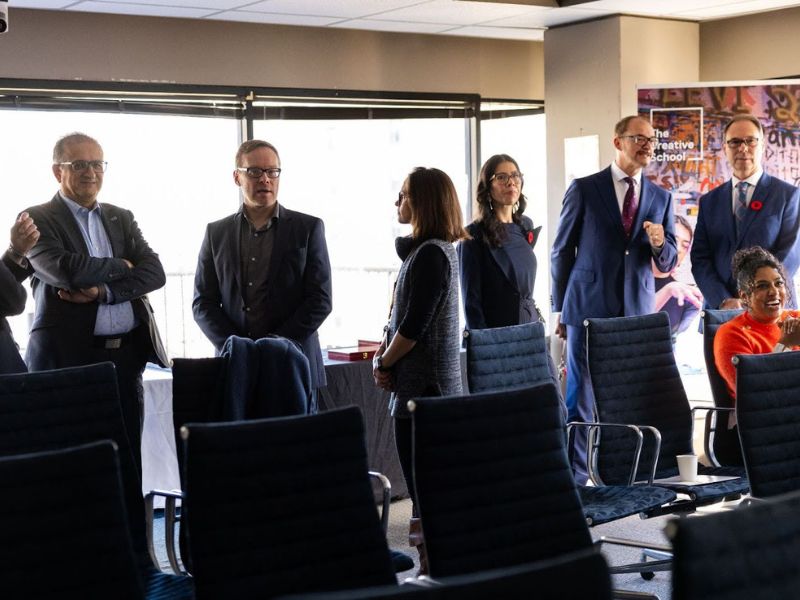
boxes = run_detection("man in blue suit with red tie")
[691,114,800,311]
[551,115,678,483]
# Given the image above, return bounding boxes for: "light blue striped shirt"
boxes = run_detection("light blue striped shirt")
[60,193,136,336]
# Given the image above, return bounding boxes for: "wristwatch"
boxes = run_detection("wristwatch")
[374,355,393,372]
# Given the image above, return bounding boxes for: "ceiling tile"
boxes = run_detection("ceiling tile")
[441,24,544,40]
[243,0,426,19]
[65,1,216,18]
[90,0,254,8]
[372,0,534,26]
[675,0,800,20]
[212,10,340,26]
[15,0,77,8]
[483,6,604,28]
[330,18,453,34]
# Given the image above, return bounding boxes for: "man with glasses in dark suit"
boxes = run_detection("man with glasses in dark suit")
[692,114,800,311]
[193,140,332,407]
[22,132,169,468]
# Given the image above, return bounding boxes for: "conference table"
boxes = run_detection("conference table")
[141,356,413,501]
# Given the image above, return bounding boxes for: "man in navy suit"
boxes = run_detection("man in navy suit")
[691,114,800,310]
[551,115,678,483]
[193,140,332,404]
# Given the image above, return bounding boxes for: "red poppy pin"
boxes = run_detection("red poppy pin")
[527,230,535,245]
[751,200,763,211]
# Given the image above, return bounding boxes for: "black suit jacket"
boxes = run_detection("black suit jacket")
[23,194,168,371]
[0,253,28,374]
[192,206,332,388]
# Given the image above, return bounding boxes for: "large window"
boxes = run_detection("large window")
[253,118,470,347]
[0,82,545,359]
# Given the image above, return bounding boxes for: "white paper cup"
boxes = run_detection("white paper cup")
[677,454,698,482]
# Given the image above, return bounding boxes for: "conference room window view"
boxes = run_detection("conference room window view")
[0,85,546,358]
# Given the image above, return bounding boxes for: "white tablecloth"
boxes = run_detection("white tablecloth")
[142,366,180,499]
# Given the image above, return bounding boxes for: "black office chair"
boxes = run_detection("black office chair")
[408,383,665,594]
[585,313,748,508]
[0,441,144,599]
[734,351,800,498]
[277,548,612,600]
[700,309,744,466]
[463,322,674,533]
[0,363,194,600]
[668,489,800,600]
[180,406,397,599]
[463,321,558,394]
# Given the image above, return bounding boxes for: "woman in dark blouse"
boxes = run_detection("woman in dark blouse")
[458,154,542,329]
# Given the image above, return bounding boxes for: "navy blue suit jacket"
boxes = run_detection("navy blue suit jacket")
[458,216,538,329]
[551,167,678,326]
[691,173,800,309]
[192,206,332,388]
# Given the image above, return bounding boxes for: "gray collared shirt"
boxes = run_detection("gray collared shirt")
[60,193,136,336]
[240,203,280,338]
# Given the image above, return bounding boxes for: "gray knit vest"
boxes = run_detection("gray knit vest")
[388,238,463,418]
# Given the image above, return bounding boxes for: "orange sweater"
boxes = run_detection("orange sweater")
[714,309,800,401]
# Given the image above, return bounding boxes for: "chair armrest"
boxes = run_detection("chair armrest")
[693,406,735,467]
[145,489,185,575]
[369,471,391,533]
[568,421,662,485]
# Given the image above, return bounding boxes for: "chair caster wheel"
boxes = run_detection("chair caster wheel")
[641,571,655,581]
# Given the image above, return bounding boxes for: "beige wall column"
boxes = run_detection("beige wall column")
[543,15,699,317]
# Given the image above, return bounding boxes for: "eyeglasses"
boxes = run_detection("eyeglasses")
[397,191,410,203]
[56,160,108,173]
[237,167,282,179]
[725,137,760,149]
[491,172,523,184]
[620,134,657,146]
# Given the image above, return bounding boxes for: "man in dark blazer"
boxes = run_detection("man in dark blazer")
[551,115,678,483]
[0,212,39,374]
[23,133,168,467]
[691,114,800,310]
[193,140,332,405]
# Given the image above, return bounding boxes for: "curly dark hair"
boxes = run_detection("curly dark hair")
[732,246,789,299]
[474,154,527,248]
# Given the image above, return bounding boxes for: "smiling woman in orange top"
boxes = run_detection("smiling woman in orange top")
[714,246,800,402]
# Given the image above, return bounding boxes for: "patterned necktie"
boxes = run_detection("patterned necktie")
[735,181,749,237]
[621,176,637,237]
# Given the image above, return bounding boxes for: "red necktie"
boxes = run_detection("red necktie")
[622,176,637,237]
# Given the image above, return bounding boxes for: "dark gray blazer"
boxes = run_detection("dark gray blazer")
[0,253,28,374]
[23,194,168,371]
[192,206,332,389]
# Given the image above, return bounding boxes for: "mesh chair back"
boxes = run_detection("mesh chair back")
[464,321,554,394]
[735,351,800,498]
[410,384,592,578]
[277,548,612,600]
[670,489,800,600]
[702,309,744,466]
[171,357,226,475]
[586,313,692,484]
[0,363,150,562]
[701,309,743,409]
[182,406,396,599]
[0,441,143,600]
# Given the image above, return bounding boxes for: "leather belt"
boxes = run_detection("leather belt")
[92,329,137,350]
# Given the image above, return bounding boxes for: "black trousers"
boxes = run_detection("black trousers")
[87,326,150,473]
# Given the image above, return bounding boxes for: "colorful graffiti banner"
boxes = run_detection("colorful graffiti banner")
[638,80,800,218]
